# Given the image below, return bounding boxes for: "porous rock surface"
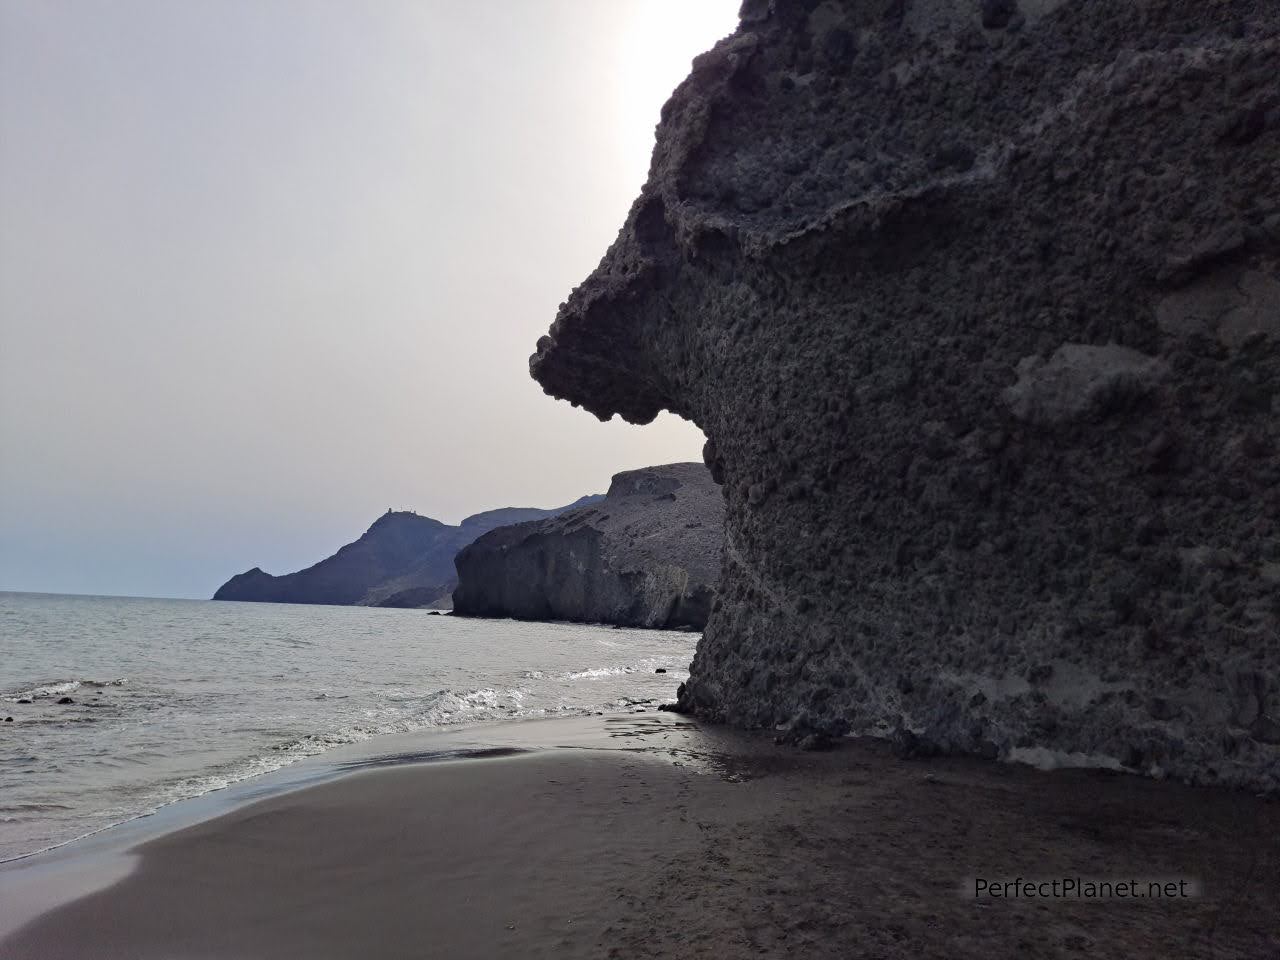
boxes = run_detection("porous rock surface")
[452,463,723,629]
[531,0,1280,787]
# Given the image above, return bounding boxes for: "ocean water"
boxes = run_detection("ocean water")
[0,592,696,862]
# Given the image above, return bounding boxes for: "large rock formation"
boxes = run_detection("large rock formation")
[531,0,1280,788]
[213,498,601,608]
[452,463,723,628]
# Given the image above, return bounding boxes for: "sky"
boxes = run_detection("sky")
[0,0,739,599]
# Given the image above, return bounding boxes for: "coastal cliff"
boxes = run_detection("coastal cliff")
[531,1,1280,787]
[213,498,601,608]
[452,463,723,629]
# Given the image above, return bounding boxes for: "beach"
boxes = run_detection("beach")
[0,592,698,863]
[4,0,1277,957]
[2,713,1277,959]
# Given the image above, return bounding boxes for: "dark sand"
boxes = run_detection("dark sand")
[2,714,1278,959]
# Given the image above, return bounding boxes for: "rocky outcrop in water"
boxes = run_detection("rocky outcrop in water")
[531,0,1280,788]
[213,498,601,608]
[452,463,723,628]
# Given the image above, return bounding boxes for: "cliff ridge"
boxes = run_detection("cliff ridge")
[213,497,602,608]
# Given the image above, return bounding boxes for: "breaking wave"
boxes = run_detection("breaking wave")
[6,678,127,701]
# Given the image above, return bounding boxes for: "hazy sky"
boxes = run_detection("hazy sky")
[0,0,737,599]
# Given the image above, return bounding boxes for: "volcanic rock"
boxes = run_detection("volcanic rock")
[530,0,1280,788]
[452,463,723,629]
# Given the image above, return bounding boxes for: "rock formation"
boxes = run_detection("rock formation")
[531,0,1280,788]
[213,497,601,608]
[452,463,723,628]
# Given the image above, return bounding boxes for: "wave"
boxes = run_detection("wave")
[180,684,604,792]
[0,802,74,813]
[565,657,689,682]
[567,666,634,680]
[255,686,536,767]
[5,678,127,701]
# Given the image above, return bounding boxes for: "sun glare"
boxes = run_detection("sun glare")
[615,0,740,190]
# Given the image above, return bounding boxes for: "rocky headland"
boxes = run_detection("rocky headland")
[531,0,1280,788]
[213,498,600,608]
[452,463,723,629]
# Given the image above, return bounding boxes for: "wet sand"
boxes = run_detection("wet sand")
[2,714,1278,959]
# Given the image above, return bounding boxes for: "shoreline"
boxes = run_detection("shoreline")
[0,711,728,935]
[0,596,697,867]
[3,713,1279,958]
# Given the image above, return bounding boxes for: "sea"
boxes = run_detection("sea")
[0,591,696,863]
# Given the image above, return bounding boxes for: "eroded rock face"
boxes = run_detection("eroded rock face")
[532,0,1280,787]
[452,463,723,628]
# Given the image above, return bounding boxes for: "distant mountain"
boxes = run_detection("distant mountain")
[212,495,602,608]
[452,463,723,629]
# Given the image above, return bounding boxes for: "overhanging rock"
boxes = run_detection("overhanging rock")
[532,0,1280,789]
